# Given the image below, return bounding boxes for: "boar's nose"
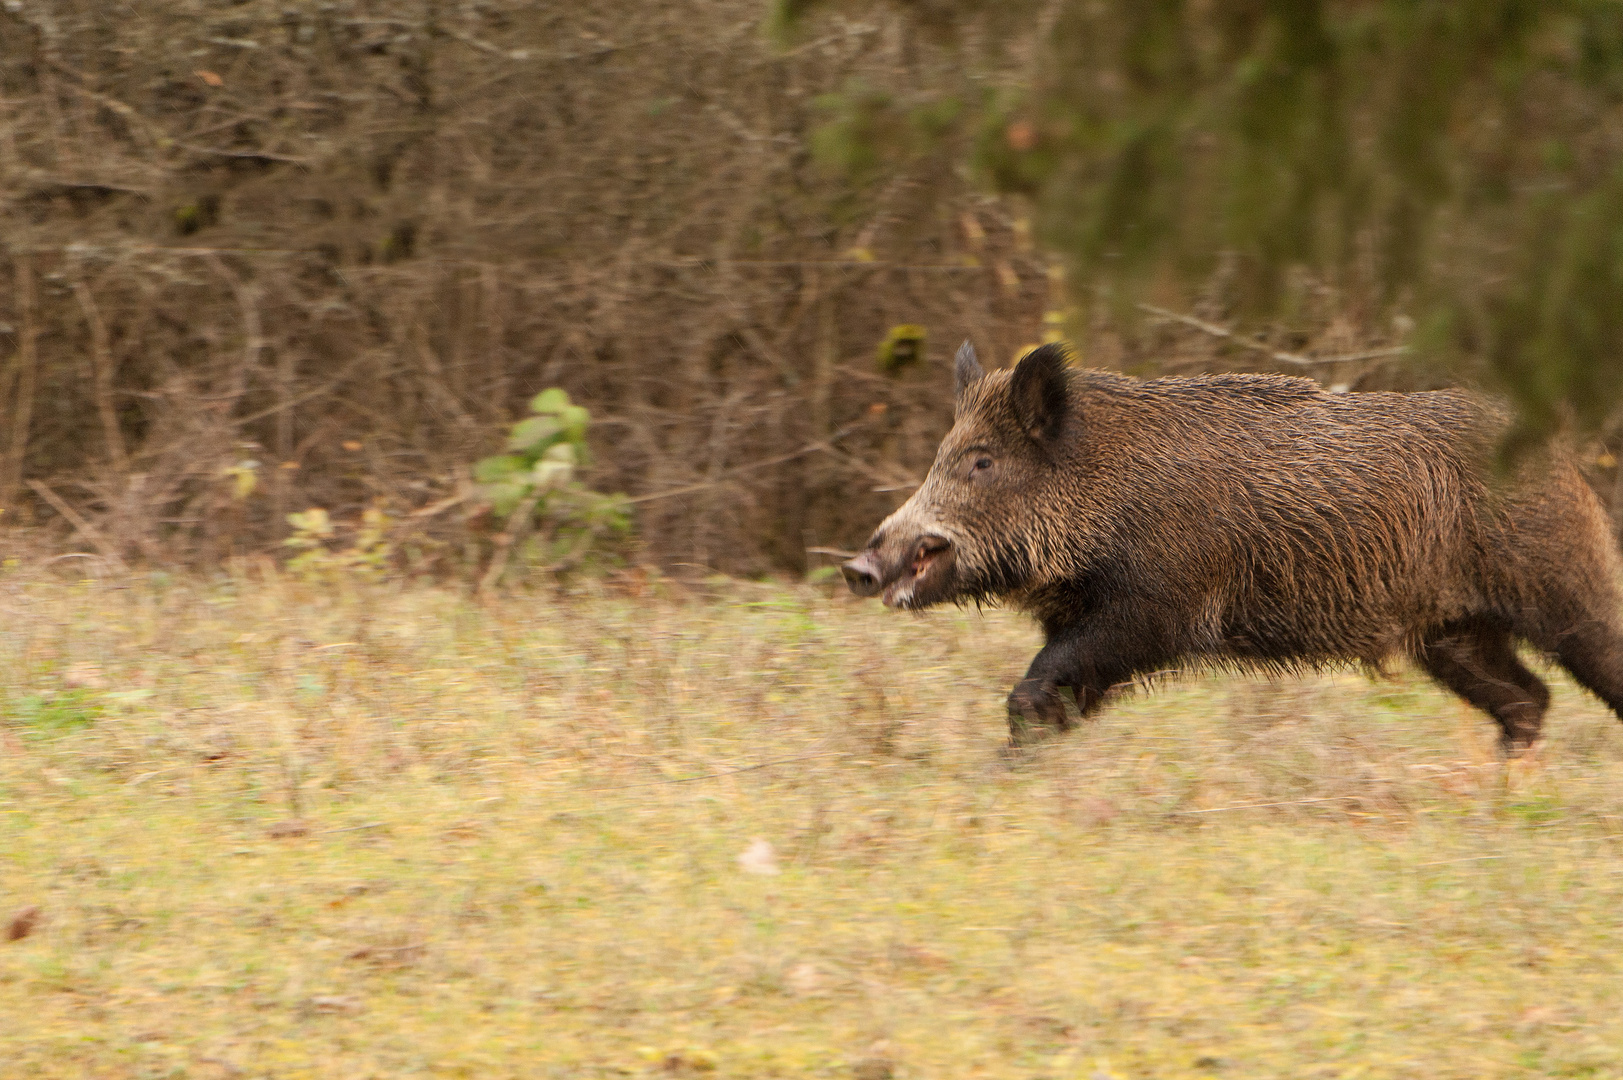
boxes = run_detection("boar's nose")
[841,551,884,597]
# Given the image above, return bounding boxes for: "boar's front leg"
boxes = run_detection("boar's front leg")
[1006,626,1134,745]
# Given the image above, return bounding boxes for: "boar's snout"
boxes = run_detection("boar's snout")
[841,551,885,597]
[842,534,954,607]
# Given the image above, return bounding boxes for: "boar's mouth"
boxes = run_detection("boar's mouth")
[842,535,955,609]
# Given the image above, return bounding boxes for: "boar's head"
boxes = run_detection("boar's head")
[843,341,1072,609]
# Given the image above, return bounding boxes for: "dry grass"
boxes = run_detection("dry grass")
[4,566,1623,1079]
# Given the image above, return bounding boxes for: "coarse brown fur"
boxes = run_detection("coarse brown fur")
[842,342,1623,750]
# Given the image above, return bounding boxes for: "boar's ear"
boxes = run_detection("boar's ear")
[1009,344,1071,443]
[954,340,985,401]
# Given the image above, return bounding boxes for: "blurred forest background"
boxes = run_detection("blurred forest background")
[6,0,1623,577]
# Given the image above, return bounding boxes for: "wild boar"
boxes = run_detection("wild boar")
[842,341,1623,749]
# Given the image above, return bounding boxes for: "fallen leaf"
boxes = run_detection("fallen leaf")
[659,1047,718,1073]
[852,1056,894,1080]
[736,838,779,875]
[1517,1005,1563,1029]
[62,663,107,690]
[1020,1014,1075,1041]
[346,930,425,968]
[1080,796,1119,825]
[307,994,364,1014]
[196,70,224,87]
[785,962,820,995]
[266,819,310,839]
[960,210,985,247]
[889,942,950,970]
[6,906,42,942]
[1006,119,1038,151]
[995,260,1020,294]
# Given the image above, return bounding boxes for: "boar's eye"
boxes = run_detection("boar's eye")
[968,455,994,480]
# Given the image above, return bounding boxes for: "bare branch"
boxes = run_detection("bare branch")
[1137,303,1409,369]
[25,479,130,572]
[72,280,128,477]
[3,254,39,510]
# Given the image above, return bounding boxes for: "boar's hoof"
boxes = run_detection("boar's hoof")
[1500,727,1543,757]
[1006,679,1072,744]
[1498,702,1544,756]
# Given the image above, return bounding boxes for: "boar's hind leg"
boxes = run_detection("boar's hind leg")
[1531,615,1623,727]
[1419,622,1550,752]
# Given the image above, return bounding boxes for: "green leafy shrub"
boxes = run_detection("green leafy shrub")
[284,502,394,582]
[473,389,631,585]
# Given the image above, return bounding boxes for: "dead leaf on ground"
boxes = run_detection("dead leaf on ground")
[659,1047,718,1073]
[1005,119,1038,151]
[306,994,364,1015]
[1019,1013,1075,1041]
[785,962,821,996]
[6,906,42,942]
[346,927,426,969]
[888,942,950,970]
[266,819,310,839]
[1516,1005,1577,1031]
[62,663,107,690]
[1080,796,1119,825]
[851,1056,894,1080]
[737,838,779,875]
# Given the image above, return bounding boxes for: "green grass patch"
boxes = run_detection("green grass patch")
[5,689,101,738]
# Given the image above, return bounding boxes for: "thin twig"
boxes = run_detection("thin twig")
[818,440,920,491]
[1171,795,1359,815]
[623,418,873,505]
[412,322,479,434]
[440,26,514,58]
[48,64,164,154]
[232,356,368,425]
[1137,303,1410,369]
[25,479,131,572]
[409,491,470,519]
[202,254,266,415]
[172,143,310,166]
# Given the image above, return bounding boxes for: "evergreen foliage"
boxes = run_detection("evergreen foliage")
[787,0,1623,438]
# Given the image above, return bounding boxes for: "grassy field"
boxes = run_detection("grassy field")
[4,566,1623,1080]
